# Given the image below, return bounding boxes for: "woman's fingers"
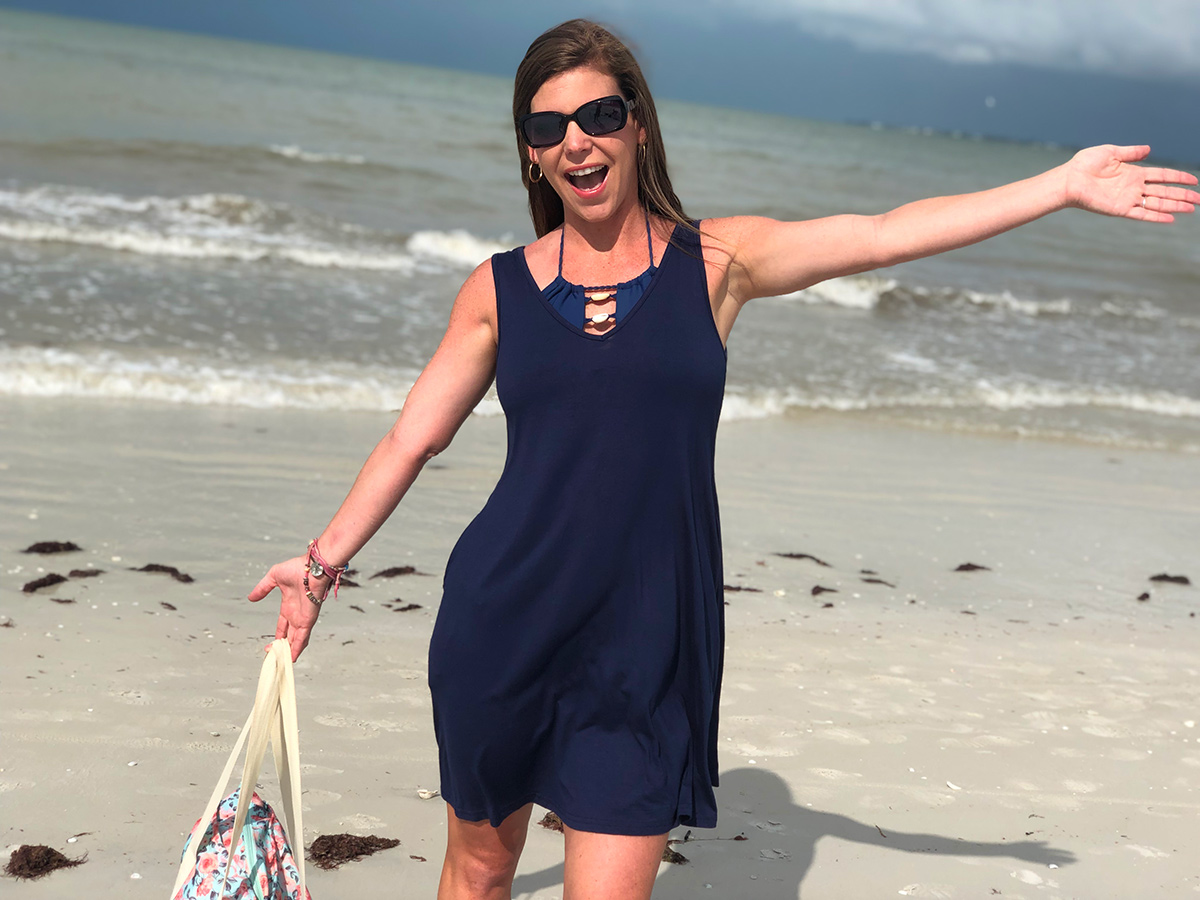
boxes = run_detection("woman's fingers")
[248,567,279,602]
[1111,144,1151,163]
[287,629,310,662]
[1146,195,1196,214]
[1142,167,1199,187]
[1145,184,1195,201]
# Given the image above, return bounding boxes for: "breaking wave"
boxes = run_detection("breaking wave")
[3,345,1195,432]
[769,275,1166,320]
[718,382,1200,421]
[0,184,511,272]
[266,144,368,165]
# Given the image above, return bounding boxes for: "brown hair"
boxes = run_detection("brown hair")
[513,19,691,238]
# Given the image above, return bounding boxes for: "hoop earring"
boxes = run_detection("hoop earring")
[638,143,646,164]
[528,161,542,183]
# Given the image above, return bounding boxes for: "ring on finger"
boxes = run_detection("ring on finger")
[1141,196,1147,208]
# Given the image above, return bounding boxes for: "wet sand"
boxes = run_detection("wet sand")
[2,396,1197,898]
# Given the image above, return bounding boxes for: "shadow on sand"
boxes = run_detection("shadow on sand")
[512,767,1075,899]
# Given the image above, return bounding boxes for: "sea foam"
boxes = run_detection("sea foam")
[267,144,369,165]
[0,184,508,273]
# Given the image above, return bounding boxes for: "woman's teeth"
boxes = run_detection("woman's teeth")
[566,165,608,190]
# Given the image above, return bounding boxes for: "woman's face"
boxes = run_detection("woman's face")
[527,66,645,227]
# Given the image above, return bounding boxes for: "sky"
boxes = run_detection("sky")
[3,0,1198,163]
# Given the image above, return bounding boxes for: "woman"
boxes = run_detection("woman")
[249,18,1197,900]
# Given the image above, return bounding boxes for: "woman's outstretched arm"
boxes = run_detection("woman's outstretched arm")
[712,144,1198,305]
[248,260,499,661]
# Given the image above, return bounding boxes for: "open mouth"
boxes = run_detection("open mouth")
[565,165,608,192]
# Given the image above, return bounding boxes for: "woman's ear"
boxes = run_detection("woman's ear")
[528,146,538,166]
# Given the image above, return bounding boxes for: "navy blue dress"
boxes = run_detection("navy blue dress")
[429,221,727,835]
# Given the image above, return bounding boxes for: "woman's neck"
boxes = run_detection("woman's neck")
[561,199,648,255]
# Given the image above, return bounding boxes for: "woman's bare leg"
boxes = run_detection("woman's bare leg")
[561,824,668,900]
[438,802,534,900]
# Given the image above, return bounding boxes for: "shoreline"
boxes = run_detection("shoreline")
[2,397,1197,898]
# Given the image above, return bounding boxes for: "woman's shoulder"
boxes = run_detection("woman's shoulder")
[691,216,745,266]
[518,228,562,290]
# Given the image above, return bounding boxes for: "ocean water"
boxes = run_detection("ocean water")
[2,9,1198,452]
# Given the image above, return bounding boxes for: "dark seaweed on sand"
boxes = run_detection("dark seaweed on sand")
[661,847,689,864]
[308,834,400,870]
[774,552,831,567]
[160,601,177,611]
[338,577,360,588]
[48,597,76,605]
[811,585,838,596]
[861,577,896,588]
[391,603,422,612]
[538,811,564,832]
[69,569,104,579]
[130,564,194,583]
[371,566,427,578]
[723,584,762,593]
[1149,573,1191,585]
[22,541,82,554]
[22,574,67,593]
[5,845,86,880]
[954,563,991,572]
[1137,592,1151,602]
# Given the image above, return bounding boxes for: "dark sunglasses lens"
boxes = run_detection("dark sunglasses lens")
[580,98,626,136]
[523,113,565,148]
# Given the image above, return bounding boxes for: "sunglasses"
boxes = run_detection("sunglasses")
[519,95,636,148]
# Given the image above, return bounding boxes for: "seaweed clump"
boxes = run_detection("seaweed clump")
[5,844,86,880]
[308,834,400,870]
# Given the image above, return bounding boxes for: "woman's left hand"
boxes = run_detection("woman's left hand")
[1064,144,1199,222]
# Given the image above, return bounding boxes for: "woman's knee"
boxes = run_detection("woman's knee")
[443,804,532,891]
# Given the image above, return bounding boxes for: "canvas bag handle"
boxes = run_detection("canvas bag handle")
[170,640,307,898]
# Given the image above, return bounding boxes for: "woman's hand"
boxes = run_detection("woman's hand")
[1064,144,1199,222]
[248,557,321,662]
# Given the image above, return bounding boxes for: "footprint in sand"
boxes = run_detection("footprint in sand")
[940,733,1022,749]
[1011,868,1049,886]
[340,812,387,830]
[181,740,233,753]
[1081,723,1126,738]
[897,884,954,898]
[808,767,862,781]
[302,789,343,807]
[1125,844,1170,859]
[1109,748,1150,761]
[814,727,870,746]
[115,689,151,705]
[301,764,347,776]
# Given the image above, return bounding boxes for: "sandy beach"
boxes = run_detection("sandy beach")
[2,396,1197,898]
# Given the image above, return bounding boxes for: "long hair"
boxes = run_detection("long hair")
[513,19,690,239]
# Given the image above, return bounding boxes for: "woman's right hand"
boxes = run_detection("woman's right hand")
[248,556,322,662]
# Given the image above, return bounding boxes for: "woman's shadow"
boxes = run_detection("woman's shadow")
[512,767,1075,899]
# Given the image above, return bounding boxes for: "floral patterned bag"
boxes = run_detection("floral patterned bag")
[170,641,311,900]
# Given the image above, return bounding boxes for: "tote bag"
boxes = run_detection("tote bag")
[170,640,311,900]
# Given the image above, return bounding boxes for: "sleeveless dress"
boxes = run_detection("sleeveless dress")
[428,221,727,835]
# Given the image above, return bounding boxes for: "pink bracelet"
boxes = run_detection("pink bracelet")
[303,538,348,606]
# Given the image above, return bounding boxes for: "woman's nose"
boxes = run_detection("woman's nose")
[562,120,592,153]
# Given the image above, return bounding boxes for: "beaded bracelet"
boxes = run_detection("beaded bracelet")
[303,538,348,607]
